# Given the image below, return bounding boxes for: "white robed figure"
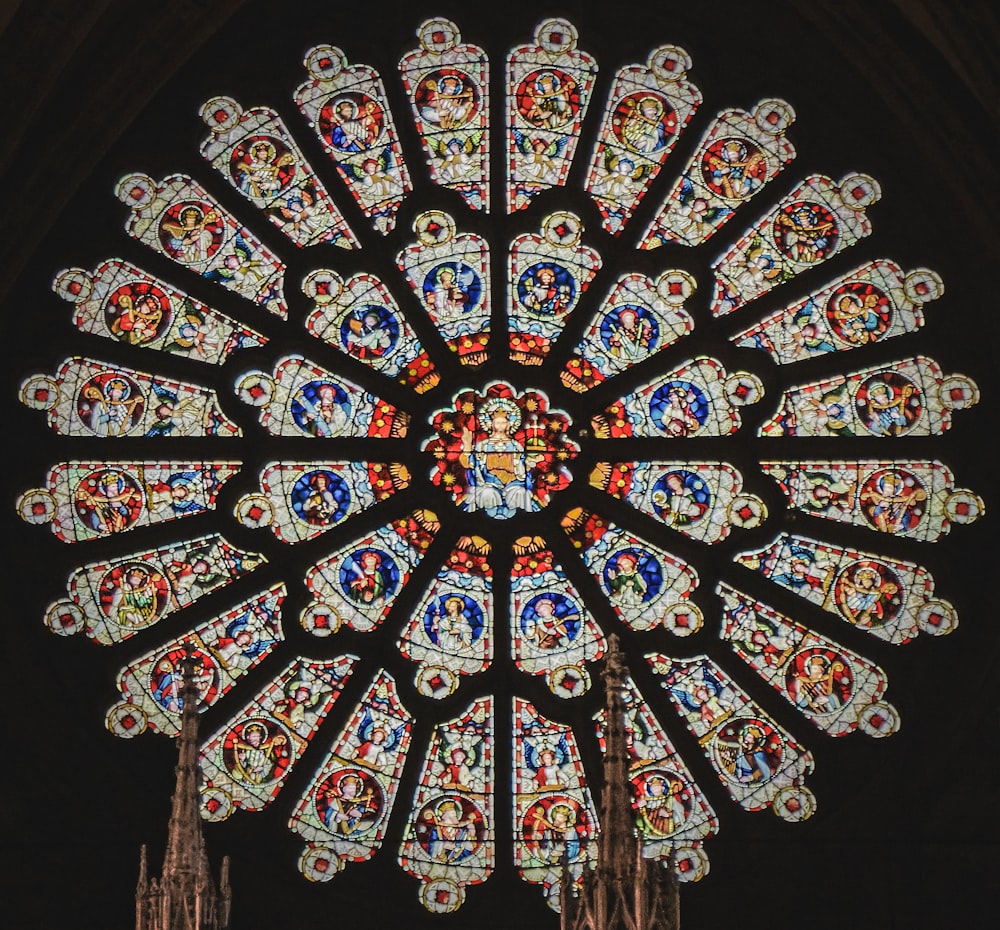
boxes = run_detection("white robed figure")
[459,396,539,518]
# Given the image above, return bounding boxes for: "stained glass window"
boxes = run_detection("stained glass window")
[11,8,990,927]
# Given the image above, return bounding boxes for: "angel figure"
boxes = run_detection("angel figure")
[342,144,404,204]
[513,130,568,186]
[429,132,484,182]
[523,731,572,789]
[273,186,323,238]
[590,152,651,201]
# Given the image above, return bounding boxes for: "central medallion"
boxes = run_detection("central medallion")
[424,382,578,519]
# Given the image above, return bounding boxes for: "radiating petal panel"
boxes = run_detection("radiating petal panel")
[235,354,410,438]
[303,269,439,393]
[508,212,600,364]
[718,583,898,738]
[290,670,414,880]
[711,172,880,316]
[592,357,762,438]
[560,270,695,392]
[397,211,491,365]
[759,356,978,437]
[732,260,943,364]
[105,584,285,738]
[399,537,493,698]
[199,656,357,819]
[400,18,489,211]
[44,533,266,644]
[595,679,718,874]
[513,698,598,911]
[21,356,240,437]
[511,537,606,697]
[585,45,701,235]
[641,99,796,249]
[53,260,265,364]
[507,18,597,211]
[562,508,701,635]
[116,173,287,316]
[18,460,240,543]
[590,461,766,545]
[234,461,409,544]
[647,654,816,819]
[735,532,957,643]
[199,96,357,248]
[399,697,494,913]
[303,511,438,635]
[761,460,984,541]
[295,46,411,233]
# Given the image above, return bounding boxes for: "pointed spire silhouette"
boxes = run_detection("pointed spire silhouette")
[136,647,231,930]
[561,635,679,930]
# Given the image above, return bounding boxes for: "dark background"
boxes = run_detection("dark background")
[2,1,998,928]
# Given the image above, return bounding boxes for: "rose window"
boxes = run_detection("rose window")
[13,12,986,923]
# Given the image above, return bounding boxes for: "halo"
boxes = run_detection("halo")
[478,396,522,431]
